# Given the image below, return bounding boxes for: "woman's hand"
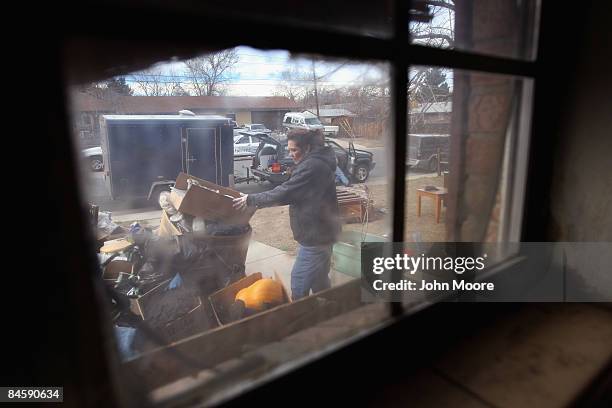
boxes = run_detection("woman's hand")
[232,193,248,211]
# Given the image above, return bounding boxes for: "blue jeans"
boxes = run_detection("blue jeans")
[291,244,333,300]
[335,166,350,186]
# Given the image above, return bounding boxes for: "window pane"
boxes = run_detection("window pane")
[67,45,393,404]
[410,0,540,61]
[403,66,533,305]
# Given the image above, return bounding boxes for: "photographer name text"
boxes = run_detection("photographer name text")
[372,279,494,292]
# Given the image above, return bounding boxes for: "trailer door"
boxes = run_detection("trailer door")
[185,127,220,184]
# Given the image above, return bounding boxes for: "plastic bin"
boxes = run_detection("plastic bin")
[332,230,386,277]
[180,226,253,297]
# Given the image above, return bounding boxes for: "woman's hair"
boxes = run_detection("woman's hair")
[287,128,324,150]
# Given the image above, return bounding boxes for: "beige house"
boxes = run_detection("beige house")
[72,93,300,146]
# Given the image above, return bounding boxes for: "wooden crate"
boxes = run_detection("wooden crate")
[336,186,373,223]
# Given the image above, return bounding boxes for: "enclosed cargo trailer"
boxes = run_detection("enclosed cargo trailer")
[100,114,234,202]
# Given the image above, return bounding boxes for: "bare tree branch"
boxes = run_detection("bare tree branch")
[419,0,455,11]
[411,33,454,47]
[131,67,168,96]
[184,49,239,96]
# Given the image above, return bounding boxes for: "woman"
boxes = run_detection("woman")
[233,129,341,300]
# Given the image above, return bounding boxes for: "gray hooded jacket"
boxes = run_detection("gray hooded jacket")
[247,145,341,246]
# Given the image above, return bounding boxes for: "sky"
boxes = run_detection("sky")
[124,46,390,97]
[122,3,455,98]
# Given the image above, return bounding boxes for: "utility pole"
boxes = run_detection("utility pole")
[312,59,320,117]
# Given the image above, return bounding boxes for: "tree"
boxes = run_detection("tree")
[274,58,352,110]
[105,77,133,96]
[408,1,454,120]
[273,67,311,102]
[184,49,239,96]
[77,82,106,99]
[131,67,168,96]
[410,0,455,48]
[169,83,190,96]
[78,77,133,99]
[412,67,451,103]
[166,68,190,96]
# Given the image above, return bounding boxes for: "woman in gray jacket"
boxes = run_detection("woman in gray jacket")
[233,129,341,300]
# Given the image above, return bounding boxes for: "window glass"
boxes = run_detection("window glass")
[409,0,540,61]
[305,117,322,125]
[67,46,392,404]
[404,66,533,308]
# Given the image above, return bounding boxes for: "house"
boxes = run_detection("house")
[306,107,357,137]
[72,93,300,146]
[309,103,386,138]
[409,101,452,134]
[307,107,357,125]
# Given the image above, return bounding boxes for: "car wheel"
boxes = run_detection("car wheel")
[353,165,369,183]
[90,156,104,172]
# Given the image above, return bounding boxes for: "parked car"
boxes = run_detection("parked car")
[406,134,450,172]
[249,134,375,185]
[82,146,104,171]
[282,111,339,137]
[243,123,272,133]
[234,131,267,156]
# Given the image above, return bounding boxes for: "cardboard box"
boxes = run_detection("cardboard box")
[103,260,134,280]
[100,238,133,254]
[208,272,290,325]
[158,210,182,237]
[168,173,255,225]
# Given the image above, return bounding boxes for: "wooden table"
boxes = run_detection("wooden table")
[416,187,448,223]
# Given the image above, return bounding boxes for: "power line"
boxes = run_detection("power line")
[125,78,389,85]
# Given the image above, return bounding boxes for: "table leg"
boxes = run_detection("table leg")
[417,193,421,217]
[436,196,441,223]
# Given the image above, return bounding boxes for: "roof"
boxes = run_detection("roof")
[408,133,450,137]
[72,93,301,113]
[102,114,229,121]
[286,111,318,119]
[409,101,452,114]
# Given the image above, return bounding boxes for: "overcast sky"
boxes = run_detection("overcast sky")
[119,3,455,97]
[125,46,390,96]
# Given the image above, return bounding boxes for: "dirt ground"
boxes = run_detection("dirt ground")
[249,175,446,255]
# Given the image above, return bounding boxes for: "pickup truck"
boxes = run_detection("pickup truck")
[282,111,339,137]
[323,125,339,137]
[407,134,450,171]
[249,134,375,185]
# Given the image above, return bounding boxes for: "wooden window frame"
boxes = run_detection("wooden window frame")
[55,0,545,404]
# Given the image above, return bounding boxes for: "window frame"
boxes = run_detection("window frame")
[57,0,543,404]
